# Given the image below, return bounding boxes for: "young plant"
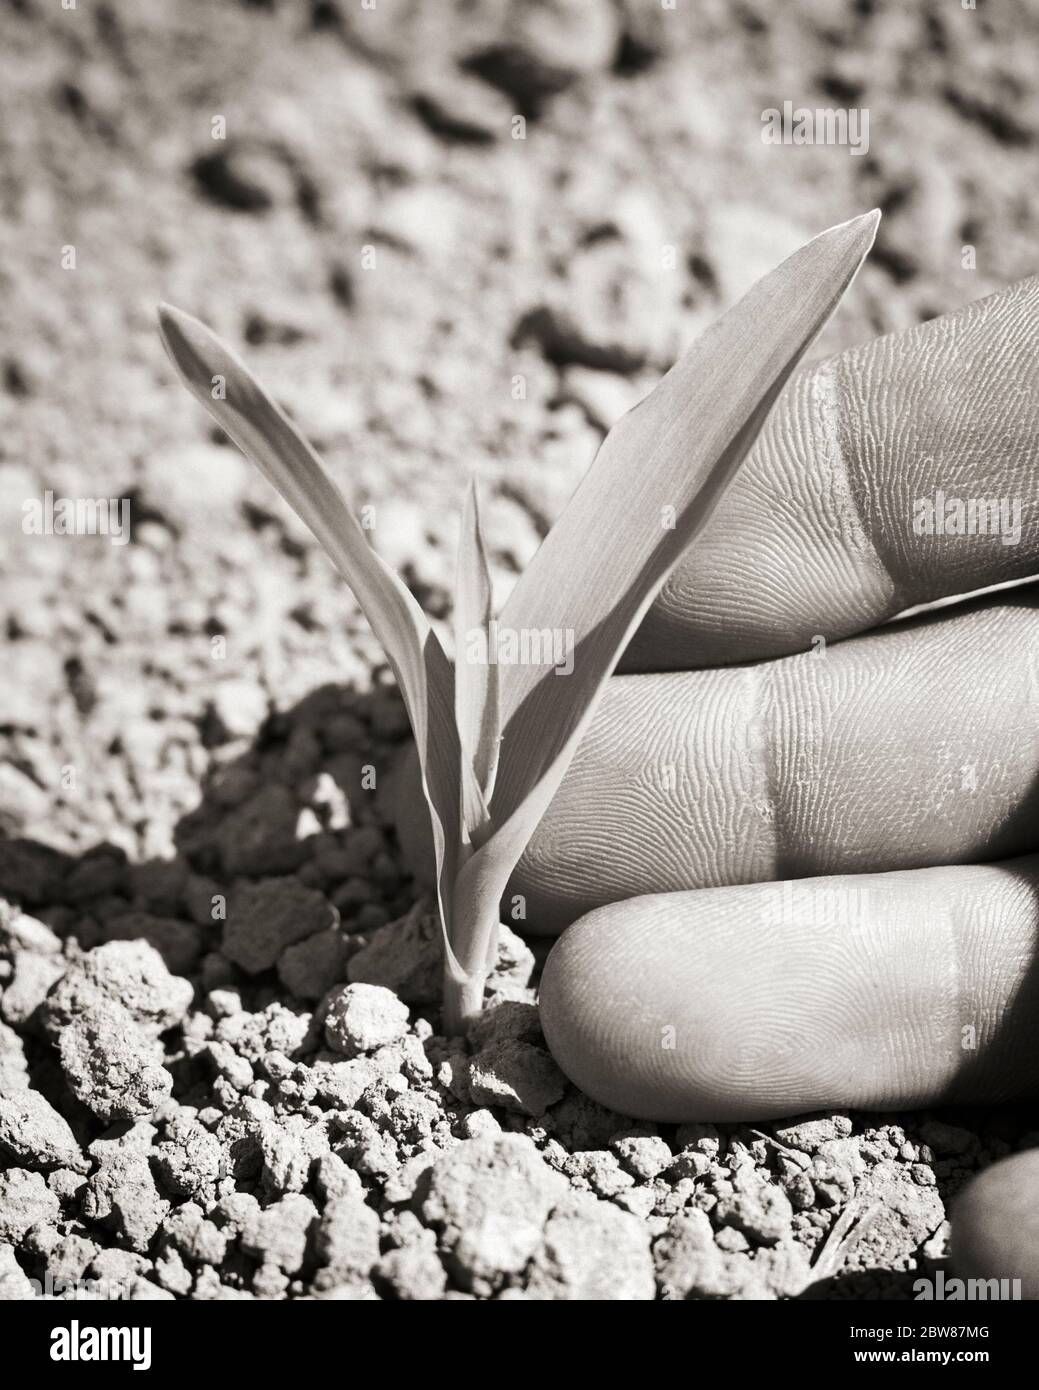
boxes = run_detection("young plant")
[158,209,878,1032]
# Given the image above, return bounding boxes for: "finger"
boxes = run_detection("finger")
[623,276,1039,672]
[393,588,1039,933]
[539,856,1039,1122]
[951,1150,1039,1301]
[503,586,1039,931]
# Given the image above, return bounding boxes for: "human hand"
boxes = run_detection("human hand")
[395,276,1039,1123]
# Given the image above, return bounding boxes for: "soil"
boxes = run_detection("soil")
[1,0,1038,1301]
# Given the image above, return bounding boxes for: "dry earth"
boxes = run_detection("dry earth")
[1,0,1038,1300]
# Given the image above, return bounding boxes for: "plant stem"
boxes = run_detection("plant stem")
[442,966,486,1037]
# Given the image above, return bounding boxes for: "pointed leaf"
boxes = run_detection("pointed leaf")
[454,476,500,839]
[156,304,466,976]
[451,211,880,977]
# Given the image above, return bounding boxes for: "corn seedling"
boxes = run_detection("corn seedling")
[158,209,878,1033]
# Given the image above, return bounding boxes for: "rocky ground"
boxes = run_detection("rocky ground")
[1,0,1038,1300]
[2,831,1037,1301]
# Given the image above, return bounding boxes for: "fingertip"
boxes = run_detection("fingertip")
[539,906,646,1113]
[951,1150,1039,1299]
[539,865,1039,1123]
[539,898,715,1121]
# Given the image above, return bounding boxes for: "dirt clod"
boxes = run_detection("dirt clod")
[322,983,410,1058]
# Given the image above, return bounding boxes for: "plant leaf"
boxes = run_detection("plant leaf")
[453,476,500,841]
[451,210,880,977]
[156,304,466,977]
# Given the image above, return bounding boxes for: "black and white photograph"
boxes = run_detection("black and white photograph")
[0,0,1037,1350]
